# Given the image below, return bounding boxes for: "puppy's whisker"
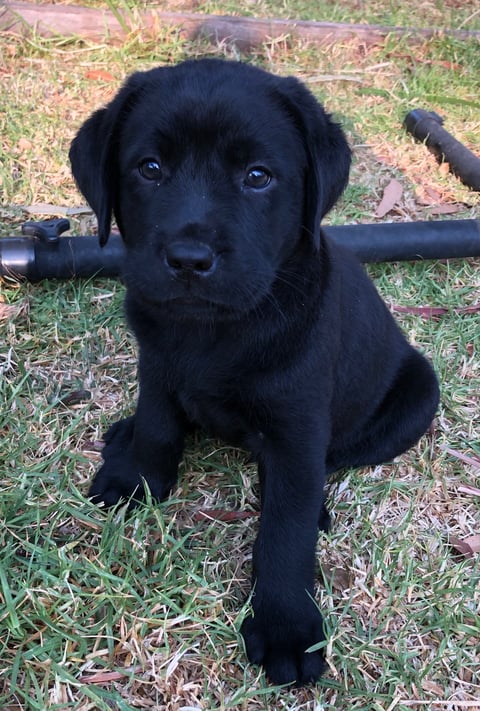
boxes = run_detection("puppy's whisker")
[262,292,288,323]
[227,271,289,321]
[226,280,287,322]
[275,272,310,297]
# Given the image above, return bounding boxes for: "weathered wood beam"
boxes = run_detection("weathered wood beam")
[1,1,479,49]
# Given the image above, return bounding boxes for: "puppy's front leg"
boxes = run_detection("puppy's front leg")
[89,391,185,509]
[241,439,327,686]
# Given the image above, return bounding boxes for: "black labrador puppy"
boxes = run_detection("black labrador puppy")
[70,59,439,687]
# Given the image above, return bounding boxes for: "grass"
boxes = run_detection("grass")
[1,1,479,709]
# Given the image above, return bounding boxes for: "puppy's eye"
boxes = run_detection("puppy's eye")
[138,159,163,181]
[244,167,272,189]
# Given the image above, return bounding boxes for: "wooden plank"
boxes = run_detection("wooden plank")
[1,2,479,48]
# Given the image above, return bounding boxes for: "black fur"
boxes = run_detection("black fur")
[70,59,439,687]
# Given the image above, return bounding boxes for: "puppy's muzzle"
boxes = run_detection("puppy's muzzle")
[164,240,217,280]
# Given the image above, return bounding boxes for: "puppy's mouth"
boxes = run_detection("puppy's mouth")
[142,294,243,321]
[169,296,222,310]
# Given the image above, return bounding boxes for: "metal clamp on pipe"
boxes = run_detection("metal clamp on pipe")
[0,219,125,281]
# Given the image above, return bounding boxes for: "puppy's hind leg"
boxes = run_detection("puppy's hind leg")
[327,349,439,473]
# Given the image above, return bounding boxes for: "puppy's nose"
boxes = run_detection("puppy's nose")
[165,241,216,276]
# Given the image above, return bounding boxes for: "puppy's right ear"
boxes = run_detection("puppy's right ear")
[69,73,143,246]
[69,108,113,246]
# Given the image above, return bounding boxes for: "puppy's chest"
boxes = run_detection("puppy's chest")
[159,329,269,447]
[173,364,264,450]
[177,381,253,442]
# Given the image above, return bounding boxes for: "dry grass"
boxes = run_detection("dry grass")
[1,2,479,709]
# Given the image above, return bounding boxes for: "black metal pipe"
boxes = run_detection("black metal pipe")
[0,234,125,281]
[1,218,479,281]
[324,219,480,263]
[0,219,125,281]
[404,109,480,191]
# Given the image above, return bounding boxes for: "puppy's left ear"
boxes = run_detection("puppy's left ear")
[275,76,352,248]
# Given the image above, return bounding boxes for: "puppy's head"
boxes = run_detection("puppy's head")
[70,59,351,319]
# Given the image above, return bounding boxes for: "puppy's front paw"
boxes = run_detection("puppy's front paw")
[318,502,331,532]
[89,417,142,508]
[241,600,325,686]
[89,417,176,508]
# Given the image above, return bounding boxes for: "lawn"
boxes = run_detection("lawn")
[0,1,479,710]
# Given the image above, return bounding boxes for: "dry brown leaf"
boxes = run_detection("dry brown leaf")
[458,485,480,498]
[428,204,463,215]
[0,303,18,320]
[79,668,141,684]
[19,204,93,216]
[449,535,475,558]
[392,304,480,319]
[422,679,445,695]
[444,447,480,470]
[80,439,104,452]
[433,60,462,71]
[392,304,448,318]
[322,564,352,591]
[58,389,92,407]
[375,178,403,218]
[415,195,436,206]
[85,69,116,82]
[0,300,29,321]
[17,137,32,152]
[464,535,480,553]
[425,187,442,202]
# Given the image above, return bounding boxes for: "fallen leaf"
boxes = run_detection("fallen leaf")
[415,195,436,206]
[85,69,116,82]
[422,680,445,695]
[21,203,68,216]
[322,565,352,591]
[391,304,480,319]
[433,60,462,71]
[464,535,480,553]
[79,668,140,684]
[449,535,478,558]
[425,187,442,202]
[375,179,403,218]
[80,439,104,452]
[428,204,463,215]
[0,300,29,320]
[0,303,19,320]
[57,389,92,407]
[390,53,461,71]
[449,535,472,558]
[20,204,93,217]
[17,137,32,152]
[443,447,480,470]
[392,304,448,318]
[458,485,480,498]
